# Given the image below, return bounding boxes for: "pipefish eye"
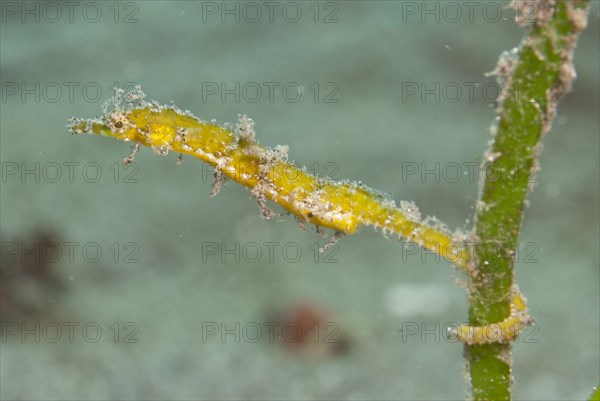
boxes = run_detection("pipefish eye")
[114,121,123,129]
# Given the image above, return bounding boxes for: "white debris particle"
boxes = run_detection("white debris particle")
[243,144,265,159]
[475,200,491,213]
[568,2,589,31]
[210,169,226,197]
[123,143,140,166]
[195,148,218,163]
[271,145,289,162]
[489,122,498,137]
[485,151,502,163]
[486,47,519,95]
[399,200,421,222]
[319,231,344,253]
[236,114,256,143]
[423,215,450,235]
[381,197,397,210]
[251,184,280,220]
[124,85,147,108]
[151,145,170,156]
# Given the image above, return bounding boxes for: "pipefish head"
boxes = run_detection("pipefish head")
[67,109,142,143]
[69,106,194,155]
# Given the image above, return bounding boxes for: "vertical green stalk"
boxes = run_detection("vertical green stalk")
[466,1,590,399]
[589,385,600,401]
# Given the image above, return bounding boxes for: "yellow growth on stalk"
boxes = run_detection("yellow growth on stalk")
[68,86,531,344]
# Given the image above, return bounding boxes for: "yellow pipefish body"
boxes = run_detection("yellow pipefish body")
[68,87,468,268]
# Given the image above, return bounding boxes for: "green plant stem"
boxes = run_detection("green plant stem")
[466,1,590,400]
[589,385,600,401]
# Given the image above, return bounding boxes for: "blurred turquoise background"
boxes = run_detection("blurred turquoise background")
[1,1,598,400]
